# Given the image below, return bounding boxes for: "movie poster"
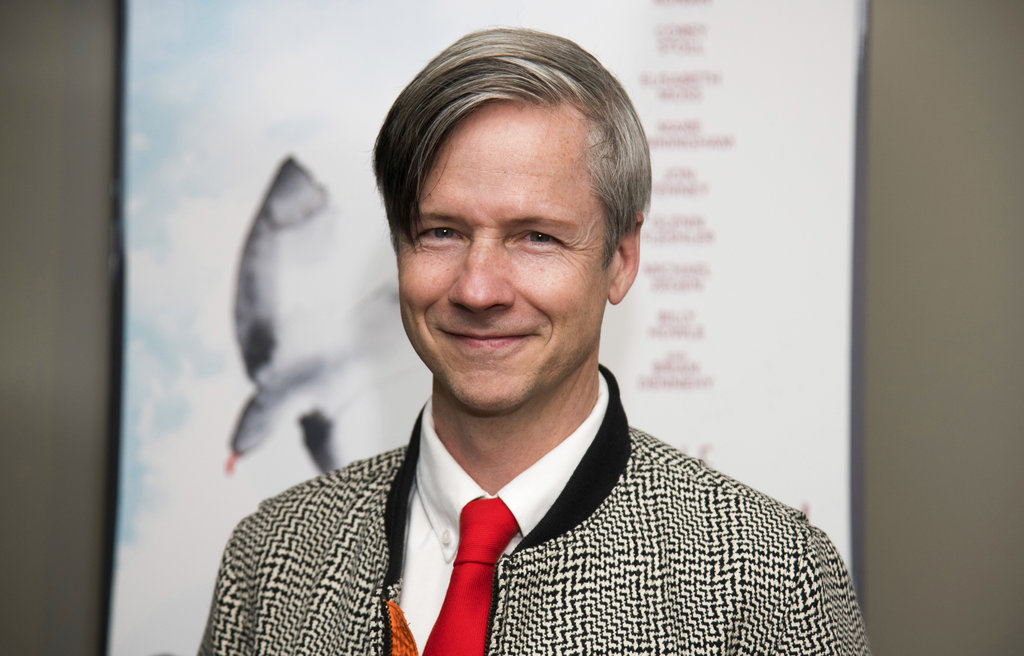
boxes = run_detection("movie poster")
[110,2,864,653]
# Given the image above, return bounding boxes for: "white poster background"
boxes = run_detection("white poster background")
[110,2,864,654]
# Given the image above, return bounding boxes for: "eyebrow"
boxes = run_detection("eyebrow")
[417,212,577,230]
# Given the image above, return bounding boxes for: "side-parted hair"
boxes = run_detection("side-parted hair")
[373,27,651,264]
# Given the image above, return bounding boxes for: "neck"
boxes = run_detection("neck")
[431,368,602,495]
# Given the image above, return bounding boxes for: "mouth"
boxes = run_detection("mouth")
[441,330,530,350]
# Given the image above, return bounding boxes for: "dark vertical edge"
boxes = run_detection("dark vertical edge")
[100,1,128,654]
[849,0,871,604]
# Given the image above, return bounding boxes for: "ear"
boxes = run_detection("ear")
[607,212,643,305]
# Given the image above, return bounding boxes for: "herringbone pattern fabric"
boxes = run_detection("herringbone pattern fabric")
[489,433,867,654]
[200,448,404,655]
[200,430,869,655]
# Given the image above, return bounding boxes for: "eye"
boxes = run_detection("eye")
[431,227,455,239]
[528,232,552,243]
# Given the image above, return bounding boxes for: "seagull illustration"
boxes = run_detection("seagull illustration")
[228,157,408,473]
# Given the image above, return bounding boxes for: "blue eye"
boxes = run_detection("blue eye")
[431,227,454,239]
[529,232,552,243]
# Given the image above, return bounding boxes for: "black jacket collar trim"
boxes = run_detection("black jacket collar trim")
[382,366,631,588]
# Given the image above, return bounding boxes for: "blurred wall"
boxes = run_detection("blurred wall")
[0,1,1021,654]
[1,1,117,654]
[862,1,1024,653]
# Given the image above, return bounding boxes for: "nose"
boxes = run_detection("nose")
[448,238,515,311]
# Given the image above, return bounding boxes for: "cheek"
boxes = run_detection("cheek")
[398,256,448,307]
[523,265,610,324]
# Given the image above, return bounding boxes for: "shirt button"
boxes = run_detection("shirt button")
[442,530,452,547]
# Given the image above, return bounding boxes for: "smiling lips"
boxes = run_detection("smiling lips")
[441,329,532,350]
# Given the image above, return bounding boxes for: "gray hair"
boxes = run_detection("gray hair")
[373,27,651,264]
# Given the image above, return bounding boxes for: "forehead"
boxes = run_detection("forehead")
[420,102,599,221]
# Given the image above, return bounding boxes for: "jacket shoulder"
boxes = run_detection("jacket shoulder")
[252,446,407,520]
[623,427,845,586]
[627,427,811,533]
[623,429,868,652]
[219,447,407,571]
[199,448,406,655]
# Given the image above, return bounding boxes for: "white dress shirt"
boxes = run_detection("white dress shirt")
[399,375,610,650]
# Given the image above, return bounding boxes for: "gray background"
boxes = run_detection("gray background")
[2,1,1021,654]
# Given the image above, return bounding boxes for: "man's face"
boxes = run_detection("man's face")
[397,101,640,419]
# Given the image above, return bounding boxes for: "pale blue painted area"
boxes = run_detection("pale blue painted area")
[122,3,232,252]
[116,308,230,545]
[116,4,237,547]
[116,319,193,545]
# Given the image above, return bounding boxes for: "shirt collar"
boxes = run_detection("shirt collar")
[416,403,490,561]
[415,375,609,561]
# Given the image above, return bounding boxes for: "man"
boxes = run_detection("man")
[201,28,869,655]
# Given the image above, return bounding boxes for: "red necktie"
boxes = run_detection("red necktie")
[421,497,519,656]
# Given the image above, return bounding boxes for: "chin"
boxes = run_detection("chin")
[439,374,532,417]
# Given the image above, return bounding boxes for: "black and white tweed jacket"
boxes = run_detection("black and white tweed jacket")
[200,370,869,655]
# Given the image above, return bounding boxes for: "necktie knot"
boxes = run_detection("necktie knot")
[455,497,519,566]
